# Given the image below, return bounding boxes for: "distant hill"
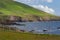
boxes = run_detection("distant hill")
[0,0,60,21]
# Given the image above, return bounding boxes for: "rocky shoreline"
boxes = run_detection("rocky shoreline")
[0,15,60,25]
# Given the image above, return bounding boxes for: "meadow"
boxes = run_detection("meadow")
[0,30,60,40]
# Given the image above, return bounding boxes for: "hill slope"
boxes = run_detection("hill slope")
[0,0,60,21]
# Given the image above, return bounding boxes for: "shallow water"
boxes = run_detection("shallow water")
[9,21,60,35]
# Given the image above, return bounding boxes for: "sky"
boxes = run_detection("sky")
[14,0,60,16]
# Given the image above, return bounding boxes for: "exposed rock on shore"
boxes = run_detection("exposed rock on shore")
[0,15,60,24]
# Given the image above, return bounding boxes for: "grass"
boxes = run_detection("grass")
[0,30,60,40]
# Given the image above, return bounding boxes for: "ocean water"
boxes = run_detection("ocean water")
[10,21,60,35]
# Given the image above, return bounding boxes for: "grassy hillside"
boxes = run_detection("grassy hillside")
[0,0,52,16]
[0,0,60,21]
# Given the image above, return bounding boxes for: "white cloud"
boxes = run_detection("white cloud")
[42,0,53,3]
[31,5,55,14]
[13,0,32,3]
[13,0,53,4]
[28,0,32,1]
[14,0,53,3]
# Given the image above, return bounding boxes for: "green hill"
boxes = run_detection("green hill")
[0,0,60,21]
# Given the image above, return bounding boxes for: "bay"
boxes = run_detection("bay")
[9,21,60,35]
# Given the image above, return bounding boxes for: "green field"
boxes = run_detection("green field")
[0,31,60,40]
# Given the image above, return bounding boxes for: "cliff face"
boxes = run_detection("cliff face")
[20,15,60,21]
[0,15,60,24]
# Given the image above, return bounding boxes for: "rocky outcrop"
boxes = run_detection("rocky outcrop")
[20,15,43,22]
[0,15,60,24]
[20,15,60,21]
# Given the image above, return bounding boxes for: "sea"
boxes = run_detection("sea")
[9,21,60,35]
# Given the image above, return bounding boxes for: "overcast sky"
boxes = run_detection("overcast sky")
[14,0,60,16]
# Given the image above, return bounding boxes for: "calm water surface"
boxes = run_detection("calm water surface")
[10,21,60,35]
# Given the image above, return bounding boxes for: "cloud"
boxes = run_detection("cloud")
[13,0,32,3]
[13,0,40,5]
[14,0,53,3]
[27,0,32,2]
[42,0,53,3]
[31,5,55,14]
